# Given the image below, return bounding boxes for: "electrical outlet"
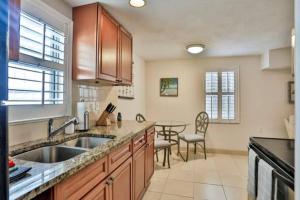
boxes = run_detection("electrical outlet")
[95,102,100,111]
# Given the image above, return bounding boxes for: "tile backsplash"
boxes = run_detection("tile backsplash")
[72,82,118,126]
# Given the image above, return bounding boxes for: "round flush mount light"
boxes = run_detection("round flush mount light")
[186,44,205,54]
[129,0,146,8]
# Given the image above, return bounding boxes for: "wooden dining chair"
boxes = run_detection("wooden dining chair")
[178,112,209,161]
[135,113,171,168]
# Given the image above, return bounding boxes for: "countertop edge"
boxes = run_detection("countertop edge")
[11,121,156,200]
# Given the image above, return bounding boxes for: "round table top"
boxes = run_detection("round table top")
[155,121,189,127]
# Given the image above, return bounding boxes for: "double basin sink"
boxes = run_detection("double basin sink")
[14,137,112,163]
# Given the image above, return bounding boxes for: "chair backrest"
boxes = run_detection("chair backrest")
[195,112,209,136]
[136,113,146,122]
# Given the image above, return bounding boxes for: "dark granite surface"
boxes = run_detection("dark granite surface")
[9,120,155,200]
[250,137,294,177]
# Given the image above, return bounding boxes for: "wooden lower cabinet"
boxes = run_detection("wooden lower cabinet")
[54,157,108,200]
[145,139,154,184]
[109,158,133,200]
[51,127,155,200]
[133,145,146,200]
[82,180,109,200]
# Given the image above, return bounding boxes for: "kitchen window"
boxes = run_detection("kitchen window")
[8,0,72,122]
[205,68,240,123]
[8,12,65,105]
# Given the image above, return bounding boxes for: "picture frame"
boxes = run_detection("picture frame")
[288,81,295,104]
[160,78,178,97]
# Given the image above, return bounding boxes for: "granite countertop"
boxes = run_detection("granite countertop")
[9,120,155,200]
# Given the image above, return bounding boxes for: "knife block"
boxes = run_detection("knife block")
[109,113,117,123]
[96,111,111,126]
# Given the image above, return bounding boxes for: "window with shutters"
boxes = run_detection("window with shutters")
[8,12,65,105]
[205,69,240,123]
[7,0,72,122]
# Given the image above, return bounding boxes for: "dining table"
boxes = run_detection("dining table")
[155,121,190,154]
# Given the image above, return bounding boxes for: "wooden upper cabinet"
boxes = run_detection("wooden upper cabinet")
[8,0,21,61]
[73,3,133,85]
[73,4,98,80]
[118,27,133,84]
[98,8,119,82]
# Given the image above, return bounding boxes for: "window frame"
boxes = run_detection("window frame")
[204,67,240,124]
[8,0,73,123]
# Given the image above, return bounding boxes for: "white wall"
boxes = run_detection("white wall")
[146,56,294,151]
[294,0,299,198]
[118,54,146,120]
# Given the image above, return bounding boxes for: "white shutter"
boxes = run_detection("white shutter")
[8,12,65,106]
[205,70,239,123]
[205,72,218,119]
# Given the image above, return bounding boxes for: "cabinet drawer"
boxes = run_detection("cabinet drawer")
[54,156,108,200]
[82,179,109,200]
[133,133,146,153]
[108,142,132,173]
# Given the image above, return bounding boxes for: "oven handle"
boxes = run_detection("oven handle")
[249,144,294,190]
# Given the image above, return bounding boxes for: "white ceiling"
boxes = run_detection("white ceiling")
[65,0,294,61]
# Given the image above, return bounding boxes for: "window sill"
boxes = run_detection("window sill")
[9,115,67,125]
[209,121,241,125]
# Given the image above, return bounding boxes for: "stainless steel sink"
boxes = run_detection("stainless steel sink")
[14,146,86,163]
[64,137,112,149]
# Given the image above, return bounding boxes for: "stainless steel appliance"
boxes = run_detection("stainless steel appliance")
[0,1,9,198]
[250,137,294,200]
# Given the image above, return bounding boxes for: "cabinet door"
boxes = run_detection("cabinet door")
[54,157,108,200]
[145,140,154,185]
[145,128,155,185]
[98,8,119,82]
[82,180,109,200]
[109,158,133,200]
[119,27,133,84]
[133,145,146,200]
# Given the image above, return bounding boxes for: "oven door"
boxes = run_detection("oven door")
[274,172,294,200]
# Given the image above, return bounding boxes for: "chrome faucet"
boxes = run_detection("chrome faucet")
[48,117,79,139]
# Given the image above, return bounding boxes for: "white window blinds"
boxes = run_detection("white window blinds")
[205,69,239,123]
[8,12,65,106]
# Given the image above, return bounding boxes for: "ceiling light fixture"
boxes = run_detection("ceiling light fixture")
[129,0,146,8]
[186,44,205,54]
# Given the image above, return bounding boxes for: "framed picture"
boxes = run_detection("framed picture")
[288,81,295,104]
[160,78,178,97]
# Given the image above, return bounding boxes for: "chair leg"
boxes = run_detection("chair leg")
[156,150,159,162]
[169,134,172,155]
[163,148,166,166]
[167,147,171,168]
[177,137,180,155]
[204,141,207,160]
[194,142,197,154]
[186,142,189,162]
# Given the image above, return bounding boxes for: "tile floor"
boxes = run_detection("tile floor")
[143,148,248,200]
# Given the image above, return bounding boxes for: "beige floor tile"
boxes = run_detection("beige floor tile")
[224,186,248,200]
[219,172,248,188]
[232,155,248,177]
[161,194,193,200]
[194,183,226,200]
[193,170,222,185]
[168,169,194,182]
[148,177,167,192]
[153,168,171,179]
[163,179,194,198]
[193,158,217,172]
[142,191,162,200]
